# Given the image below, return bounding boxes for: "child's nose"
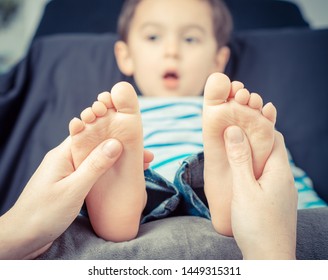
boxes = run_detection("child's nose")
[163,37,180,58]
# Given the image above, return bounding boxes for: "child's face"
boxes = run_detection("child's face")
[115,0,230,97]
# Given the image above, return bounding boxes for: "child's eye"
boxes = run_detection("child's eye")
[146,34,159,41]
[184,36,200,44]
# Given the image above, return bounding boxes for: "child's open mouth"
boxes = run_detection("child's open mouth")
[163,71,179,90]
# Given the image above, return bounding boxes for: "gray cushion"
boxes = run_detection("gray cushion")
[38,208,328,260]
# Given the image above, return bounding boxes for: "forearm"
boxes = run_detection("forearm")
[0,208,40,259]
[240,236,296,260]
[243,249,296,260]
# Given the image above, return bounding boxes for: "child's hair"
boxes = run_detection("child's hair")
[117,0,233,48]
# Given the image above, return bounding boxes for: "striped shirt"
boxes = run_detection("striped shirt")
[140,96,203,182]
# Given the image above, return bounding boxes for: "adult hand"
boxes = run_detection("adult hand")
[224,126,298,259]
[0,137,125,259]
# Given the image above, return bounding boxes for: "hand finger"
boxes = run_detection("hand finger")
[65,139,123,196]
[224,126,256,191]
[144,149,154,164]
[144,162,150,170]
[259,131,295,190]
[263,131,289,171]
[44,137,72,163]
[143,149,154,170]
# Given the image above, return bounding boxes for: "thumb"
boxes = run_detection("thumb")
[67,139,123,195]
[224,126,256,191]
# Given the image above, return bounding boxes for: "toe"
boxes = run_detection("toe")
[92,101,108,117]
[110,82,140,114]
[234,88,250,105]
[230,81,244,97]
[262,102,277,124]
[248,93,263,110]
[204,72,231,106]
[98,92,114,109]
[69,117,85,136]
[81,107,96,123]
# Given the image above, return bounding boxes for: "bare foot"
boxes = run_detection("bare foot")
[69,82,146,242]
[203,73,276,236]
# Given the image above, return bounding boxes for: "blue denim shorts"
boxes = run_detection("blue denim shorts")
[82,152,209,222]
[142,152,210,223]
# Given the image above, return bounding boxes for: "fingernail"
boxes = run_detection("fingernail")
[225,126,244,144]
[102,139,122,158]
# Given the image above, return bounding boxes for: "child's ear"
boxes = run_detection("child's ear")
[114,41,134,76]
[214,46,230,72]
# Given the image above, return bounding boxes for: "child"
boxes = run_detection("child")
[69,0,324,241]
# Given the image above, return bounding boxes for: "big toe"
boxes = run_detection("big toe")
[204,73,231,106]
[111,82,140,114]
